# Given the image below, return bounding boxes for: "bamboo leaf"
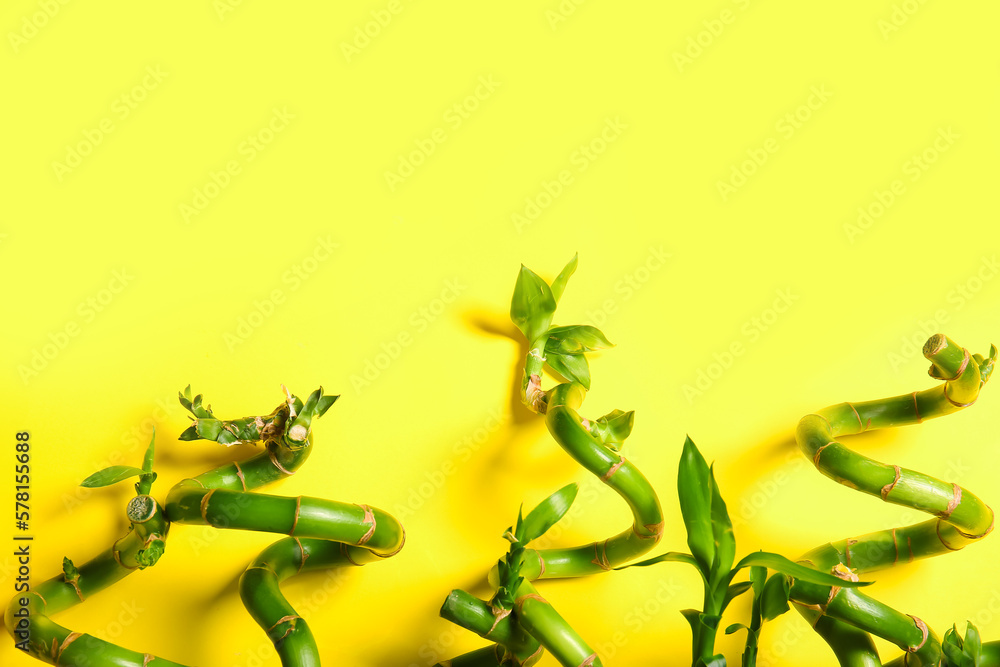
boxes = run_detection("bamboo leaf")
[141,431,156,474]
[709,464,736,583]
[723,581,753,610]
[697,656,727,667]
[544,325,613,355]
[518,483,578,544]
[760,573,791,621]
[590,409,634,451]
[550,254,578,304]
[965,622,981,663]
[81,466,146,488]
[510,265,556,342]
[750,565,767,598]
[615,551,700,571]
[677,436,715,576]
[545,352,591,390]
[725,623,749,636]
[734,552,871,588]
[316,394,339,417]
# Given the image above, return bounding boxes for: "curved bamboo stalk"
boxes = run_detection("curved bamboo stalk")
[790,334,996,666]
[5,386,404,666]
[442,259,662,666]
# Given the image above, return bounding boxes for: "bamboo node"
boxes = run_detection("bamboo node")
[600,458,625,482]
[290,496,302,536]
[579,654,599,667]
[881,465,902,501]
[905,615,929,652]
[591,541,612,571]
[488,606,511,634]
[944,383,976,408]
[269,448,295,475]
[200,489,217,524]
[955,508,994,540]
[143,655,154,667]
[537,550,546,577]
[813,442,836,468]
[234,460,247,491]
[266,614,302,642]
[56,632,83,664]
[911,392,922,423]
[515,593,548,615]
[941,483,962,519]
[341,542,363,567]
[357,504,377,545]
[935,519,963,551]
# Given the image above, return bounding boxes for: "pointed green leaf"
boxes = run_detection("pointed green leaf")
[615,551,706,585]
[544,325,613,355]
[316,394,339,417]
[550,254,578,304]
[545,352,591,389]
[965,622,981,662]
[725,623,749,636]
[510,265,557,342]
[141,431,156,474]
[760,573,791,621]
[697,656,727,667]
[81,465,146,488]
[733,552,871,588]
[677,436,715,576]
[519,483,578,544]
[750,565,767,597]
[709,465,736,582]
[722,581,753,610]
[941,635,967,667]
[590,409,634,451]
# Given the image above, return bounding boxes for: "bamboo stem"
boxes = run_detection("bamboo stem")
[790,334,995,666]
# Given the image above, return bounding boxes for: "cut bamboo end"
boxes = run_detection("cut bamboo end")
[923,334,947,356]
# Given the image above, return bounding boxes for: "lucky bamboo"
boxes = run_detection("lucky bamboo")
[4,385,403,666]
[439,257,664,666]
[787,334,998,666]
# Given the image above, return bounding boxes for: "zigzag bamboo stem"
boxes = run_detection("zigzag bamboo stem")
[790,334,995,666]
[6,387,402,666]
[3,498,182,665]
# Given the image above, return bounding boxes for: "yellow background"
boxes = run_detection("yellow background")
[2,1,999,665]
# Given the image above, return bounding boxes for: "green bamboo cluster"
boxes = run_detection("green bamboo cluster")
[438,257,665,666]
[4,386,404,666]
[782,334,998,666]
